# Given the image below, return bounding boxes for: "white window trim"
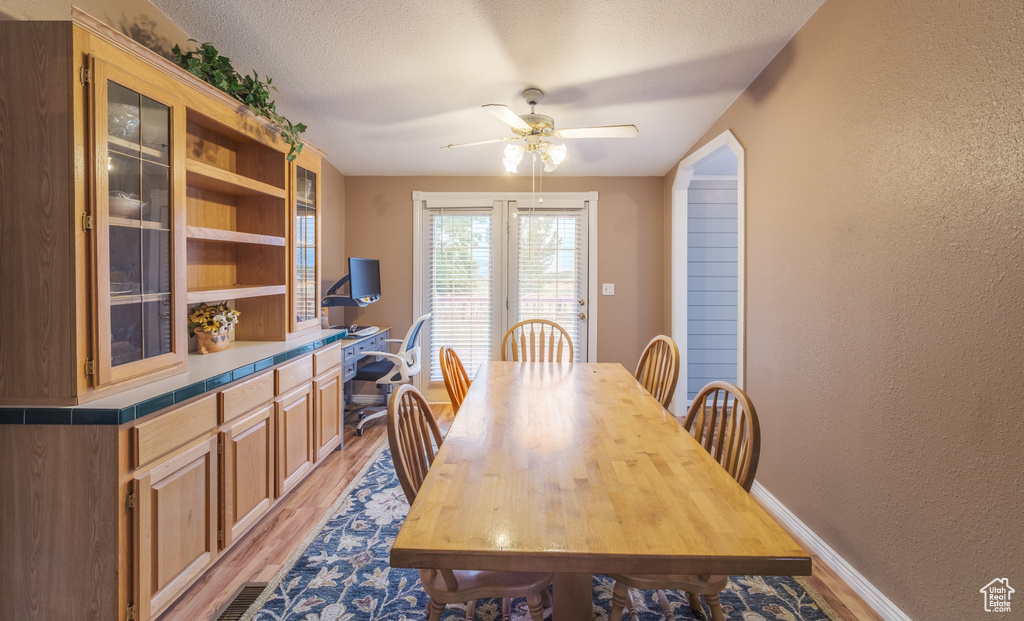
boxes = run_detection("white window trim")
[671,130,746,409]
[412,191,599,395]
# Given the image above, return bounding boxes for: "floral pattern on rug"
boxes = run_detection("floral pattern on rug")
[244,448,837,621]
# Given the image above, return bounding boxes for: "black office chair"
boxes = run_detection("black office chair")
[351,313,430,435]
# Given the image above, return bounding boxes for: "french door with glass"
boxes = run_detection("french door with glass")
[415,192,595,400]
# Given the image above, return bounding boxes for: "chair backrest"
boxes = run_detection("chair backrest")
[397,313,431,377]
[501,319,574,362]
[386,384,444,505]
[634,335,680,409]
[439,346,471,413]
[682,381,761,491]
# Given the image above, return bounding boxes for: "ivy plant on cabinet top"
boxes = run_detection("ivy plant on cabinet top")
[172,40,307,161]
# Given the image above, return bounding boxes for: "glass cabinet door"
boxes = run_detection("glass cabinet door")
[93,60,184,385]
[292,157,320,332]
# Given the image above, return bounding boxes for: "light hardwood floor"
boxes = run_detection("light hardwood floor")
[158,404,884,621]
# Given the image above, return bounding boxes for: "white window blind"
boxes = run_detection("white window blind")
[512,208,585,362]
[426,211,494,381]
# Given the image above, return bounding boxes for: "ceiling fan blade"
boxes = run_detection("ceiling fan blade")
[482,104,531,131]
[442,137,517,149]
[554,124,639,139]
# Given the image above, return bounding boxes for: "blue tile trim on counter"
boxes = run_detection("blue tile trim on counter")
[73,409,120,425]
[25,409,73,425]
[0,409,25,424]
[5,331,351,425]
[174,381,207,404]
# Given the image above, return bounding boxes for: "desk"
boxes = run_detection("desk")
[390,362,811,620]
[339,328,391,384]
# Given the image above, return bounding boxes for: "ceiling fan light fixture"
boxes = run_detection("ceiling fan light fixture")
[503,143,525,173]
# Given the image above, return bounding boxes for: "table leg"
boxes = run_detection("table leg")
[553,573,592,621]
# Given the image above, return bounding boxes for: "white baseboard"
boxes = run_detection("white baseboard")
[750,481,912,621]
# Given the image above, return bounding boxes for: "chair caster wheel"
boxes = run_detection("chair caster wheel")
[358,413,368,420]
[355,428,364,436]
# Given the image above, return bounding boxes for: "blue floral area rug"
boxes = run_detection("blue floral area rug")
[242,444,839,621]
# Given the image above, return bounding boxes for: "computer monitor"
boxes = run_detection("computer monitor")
[348,257,381,301]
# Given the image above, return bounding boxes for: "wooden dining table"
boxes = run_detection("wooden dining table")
[390,361,811,620]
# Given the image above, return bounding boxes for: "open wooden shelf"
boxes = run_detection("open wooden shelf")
[187,285,286,304]
[186,225,285,247]
[186,159,287,199]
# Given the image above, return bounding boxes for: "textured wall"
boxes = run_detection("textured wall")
[670,0,1024,617]
[342,176,664,371]
[320,161,346,327]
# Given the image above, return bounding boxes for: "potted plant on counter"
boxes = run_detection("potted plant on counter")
[188,303,240,354]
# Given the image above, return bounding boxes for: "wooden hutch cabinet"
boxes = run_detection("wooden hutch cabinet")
[0,11,342,621]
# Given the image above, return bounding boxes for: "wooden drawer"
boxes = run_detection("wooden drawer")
[276,355,313,395]
[220,371,274,424]
[314,343,342,376]
[134,394,218,468]
[342,359,358,382]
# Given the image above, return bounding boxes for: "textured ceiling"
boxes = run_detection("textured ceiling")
[151,0,824,176]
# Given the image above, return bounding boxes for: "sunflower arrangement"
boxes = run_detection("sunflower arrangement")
[188,303,240,337]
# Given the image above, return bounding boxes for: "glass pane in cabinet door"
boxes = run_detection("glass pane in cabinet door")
[143,296,172,358]
[106,80,173,367]
[295,167,317,322]
[110,300,143,366]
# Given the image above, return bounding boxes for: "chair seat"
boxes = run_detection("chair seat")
[606,572,728,592]
[421,568,554,603]
[353,359,398,383]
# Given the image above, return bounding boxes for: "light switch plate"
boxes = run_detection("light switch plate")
[602,283,615,295]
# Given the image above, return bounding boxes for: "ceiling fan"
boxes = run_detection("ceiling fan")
[442,88,638,173]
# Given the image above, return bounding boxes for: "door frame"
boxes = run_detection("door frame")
[671,130,746,409]
[412,191,599,399]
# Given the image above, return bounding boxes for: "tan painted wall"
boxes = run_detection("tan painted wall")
[342,176,664,369]
[0,0,188,58]
[669,0,1024,617]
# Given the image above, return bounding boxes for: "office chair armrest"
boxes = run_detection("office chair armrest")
[371,351,406,366]
[383,339,403,344]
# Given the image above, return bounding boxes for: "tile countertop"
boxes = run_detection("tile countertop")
[0,329,350,426]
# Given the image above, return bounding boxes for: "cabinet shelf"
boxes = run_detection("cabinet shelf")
[186,159,286,199]
[186,226,285,247]
[188,285,286,304]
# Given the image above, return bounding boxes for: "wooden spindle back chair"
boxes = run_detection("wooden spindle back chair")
[501,319,574,362]
[439,346,471,414]
[634,335,680,409]
[682,380,761,491]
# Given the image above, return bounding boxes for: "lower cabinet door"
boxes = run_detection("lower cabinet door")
[314,367,343,461]
[134,435,219,621]
[221,404,275,548]
[276,383,314,497]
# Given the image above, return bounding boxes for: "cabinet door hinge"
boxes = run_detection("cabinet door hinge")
[217,528,224,544]
[84,358,96,377]
[126,603,136,621]
[125,491,136,512]
[82,213,94,231]
[80,65,91,85]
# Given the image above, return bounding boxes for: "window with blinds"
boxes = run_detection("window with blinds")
[426,212,494,382]
[512,209,585,362]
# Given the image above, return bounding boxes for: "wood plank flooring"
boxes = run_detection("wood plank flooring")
[157,404,885,621]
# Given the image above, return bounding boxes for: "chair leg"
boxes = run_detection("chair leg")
[610,582,629,621]
[502,597,511,621]
[655,589,676,621]
[526,592,545,621]
[705,592,726,621]
[625,589,640,621]
[687,591,701,612]
[427,598,446,621]
[465,599,476,620]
